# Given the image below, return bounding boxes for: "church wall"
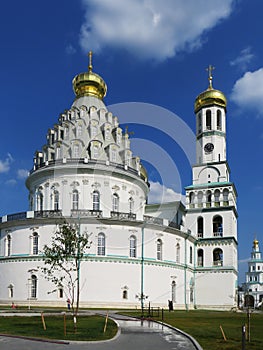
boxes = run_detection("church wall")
[195,271,236,308]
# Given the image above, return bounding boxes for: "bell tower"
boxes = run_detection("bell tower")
[185,66,238,309]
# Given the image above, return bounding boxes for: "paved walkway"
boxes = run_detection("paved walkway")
[0,312,203,350]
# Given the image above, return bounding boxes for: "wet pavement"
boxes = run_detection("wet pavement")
[0,313,202,350]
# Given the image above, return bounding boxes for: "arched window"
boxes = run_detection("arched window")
[122,290,128,299]
[72,190,79,210]
[213,216,223,236]
[157,239,163,260]
[217,110,222,130]
[93,191,100,211]
[31,275,37,298]
[190,246,193,264]
[36,191,43,211]
[8,284,14,298]
[171,280,176,303]
[213,248,223,266]
[197,191,203,208]
[223,189,229,206]
[112,193,119,212]
[6,235,11,256]
[176,243,180,263]
[54,190,59,210]
[206,190,212,207]
[206,110,211,130]
[32,232,39,255]
[197,249,204,267]
[214,190,220,207]
[97,233,105,256]
[129,235,137,258]
[197,217,204,238]
[129,197,134,214]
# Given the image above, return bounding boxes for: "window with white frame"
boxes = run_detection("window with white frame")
[97,233,105,256]
[32,232,39,255]
[64,126,69,140]
[31,275,37,298]
[111,148,117,162]
[129,235,137,258]
[105,128,111,140]
[56,146,62,159]
[117,132,121,145]
[93,191,100,211]
[91,125,97,138]
[72,189,79,210]
[157,239,163,260]
[112,193,119,212]
[54,190,59,210]
[73,144,80,158]
[76,124,82,138]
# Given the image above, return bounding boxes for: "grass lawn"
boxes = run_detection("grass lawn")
[139,309,263,350]
[0,314,118,341]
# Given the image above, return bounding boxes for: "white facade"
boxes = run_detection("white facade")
[0,61,238,310]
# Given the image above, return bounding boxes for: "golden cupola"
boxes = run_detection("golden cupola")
[72,51,107,100]
[253,238,259,250]
[194,65,227,113]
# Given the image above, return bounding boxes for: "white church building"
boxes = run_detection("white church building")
[0,56,238,310]
[239,239,263,309]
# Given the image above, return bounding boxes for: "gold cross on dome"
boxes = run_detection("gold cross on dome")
[88,51,93,72]
[206,65,215,89]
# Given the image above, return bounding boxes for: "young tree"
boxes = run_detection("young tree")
[41,222,91,323]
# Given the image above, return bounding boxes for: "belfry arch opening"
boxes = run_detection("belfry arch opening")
[213,215,223,237]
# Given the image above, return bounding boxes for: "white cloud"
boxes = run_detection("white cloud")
[230,47,254,71]
[0,153,13,173]
[80,0,234,61]
[148,181,184,204]
[231,68,263,116]
[66,44,76,55]
[5,179,17,186]
[17,169,29,179]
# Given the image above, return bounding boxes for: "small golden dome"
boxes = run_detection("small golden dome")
[72,51,107,100]
[253,239,259,248]
[140,164,148,181]
[194,65,227,113]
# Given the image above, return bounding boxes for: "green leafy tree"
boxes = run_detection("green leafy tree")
[41,222,91,321]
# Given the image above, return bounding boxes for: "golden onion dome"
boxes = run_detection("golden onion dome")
[72,51,107,100]
[194,65,227,113]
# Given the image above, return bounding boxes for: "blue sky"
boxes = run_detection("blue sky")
[0,0,262,282]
